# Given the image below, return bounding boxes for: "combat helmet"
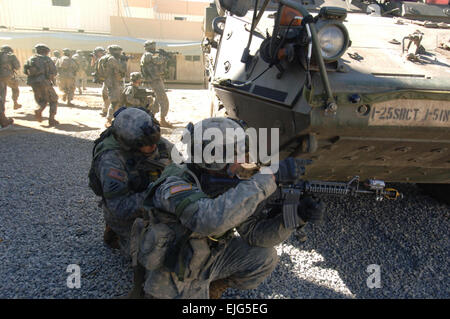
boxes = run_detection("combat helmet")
[93,46,105,53]
[130,72,142,82]
[144,40,156,51]
[0,45,13,53]
[53,50,61,57]
[108,44,122,54]
[62,48,72,56]
[112,108,161,152]
[35,43,50,54]
[183,117,249,171]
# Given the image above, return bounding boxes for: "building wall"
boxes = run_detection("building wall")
[110,16,203,41]
[0,0,118,33]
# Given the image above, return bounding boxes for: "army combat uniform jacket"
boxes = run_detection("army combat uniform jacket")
[91,131,175,256]
[131,164,296,299]
[23,54,58,114]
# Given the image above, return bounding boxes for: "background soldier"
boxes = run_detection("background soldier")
[140,41,172,128]
[55,48,79,106]
[23,43,59,127]
[51,50,61,64]
[72,50,88,95]
[88,107,175,256]
[120,72,154,112]
[91,46,110,117]
[128,117,325,299]
[0,45,22,111]
[0,46,16,127]
[104,45,127,126]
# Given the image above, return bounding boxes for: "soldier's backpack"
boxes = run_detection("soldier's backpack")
[94,54,110,83]
[0,52,12,80]
[88,127,117,197]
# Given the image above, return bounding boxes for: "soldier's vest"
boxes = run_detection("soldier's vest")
[24,55,47,85]
[57,56,76,77]
[131,163,234,281]
[140,52,164,80]
[0,52,13,80]
[95,54,110,82]
[88,128,166,198]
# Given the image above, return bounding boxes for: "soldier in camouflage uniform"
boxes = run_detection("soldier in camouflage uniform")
[72,50,88,95]
[23,44,59,126]
[120,72,155,112]
[104,45,127,126]
[140,41,173,128]
[51,50,61,64]
[55,48,79,106]
[91,46,110,117]
[128,117,325,299]
[89,107,177,256]
[0,45,22,111]
[0,46,16,127]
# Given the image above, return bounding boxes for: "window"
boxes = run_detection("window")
[52,0,71,7]
[185,56,193,61]
[193,55,200,62]
[174,17,187,21]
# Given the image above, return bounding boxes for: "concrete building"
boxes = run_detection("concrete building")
[0,0,211,83]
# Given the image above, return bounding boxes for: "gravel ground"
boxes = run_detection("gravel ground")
[0,87,449,299]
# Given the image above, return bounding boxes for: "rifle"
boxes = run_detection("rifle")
[198,161,403,229]
[134,87,156,100]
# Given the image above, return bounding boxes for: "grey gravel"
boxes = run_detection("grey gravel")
[0,125,449,299]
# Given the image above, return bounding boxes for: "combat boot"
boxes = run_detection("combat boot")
[48,114,59,127]
[62,94,67,102]
[209,278,230,299]
[159,118,174,128]
[78,87,82,95]
[34,109,43,122]
[103,225,120,249]
[123,264,146,299]
[0,115,14,128]
[13,102,22,110]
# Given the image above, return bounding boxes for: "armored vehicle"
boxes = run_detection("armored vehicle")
[203,0,450,203]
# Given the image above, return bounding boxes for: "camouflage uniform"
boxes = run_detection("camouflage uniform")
[140,41,171,125]
[129,117,302,299]
[0,46,21,110]
[72,50,88,94]
[55,49,79,104]
[105,45,127,122]
[23,44,59,126]
[90,108,176,256]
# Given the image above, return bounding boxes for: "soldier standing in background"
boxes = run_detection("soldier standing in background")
[55,48,79,106]
[140,41,173,128]
[72,50,88,95]
[91,46,110,117]
[51,50,61,64]
[103,45,127,127]
[0,46,16,127]
[0,45,22,111]
[23,44,59,127]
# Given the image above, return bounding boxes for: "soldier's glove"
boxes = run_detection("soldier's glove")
[298,196,325,225]
[274,158,310,184]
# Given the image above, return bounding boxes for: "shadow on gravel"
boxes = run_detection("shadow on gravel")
[0,123,134,298]
[10,115,98,132]
[295,183,449,298]
[58,102,102,111]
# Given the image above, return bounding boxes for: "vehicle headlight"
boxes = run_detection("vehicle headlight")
[316,21,349,62]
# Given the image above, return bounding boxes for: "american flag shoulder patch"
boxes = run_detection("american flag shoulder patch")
[107,168,127,182]
[170,184,192,195]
